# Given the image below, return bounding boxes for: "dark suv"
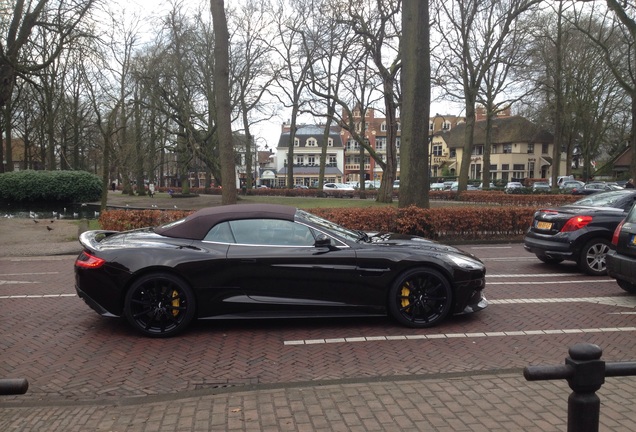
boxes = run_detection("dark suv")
[523,190,636,275]
[607,204,636,293]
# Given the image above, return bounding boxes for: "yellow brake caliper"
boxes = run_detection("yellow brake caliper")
[171,290,180,317]
[401,282,411,311]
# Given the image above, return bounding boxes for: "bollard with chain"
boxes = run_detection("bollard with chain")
[524,343,636,432]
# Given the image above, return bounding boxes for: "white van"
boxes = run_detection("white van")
[549,175,574,187]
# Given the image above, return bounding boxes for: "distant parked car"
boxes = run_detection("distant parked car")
[607,203,636,293]
[560,180,585,192]
[323,182,355,197]
[524,190,636,275]
[571,182,621,195]
[532,181,550,192]
[430,183,445,190]
[504,182,524,193]
[294,184,308,189]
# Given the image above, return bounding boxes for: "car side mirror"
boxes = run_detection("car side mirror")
[314,234,333,248]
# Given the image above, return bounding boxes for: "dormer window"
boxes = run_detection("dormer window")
[380,122,387,132]
[306,138,318,147]
[294,138,300,147]
[327,138,333,147]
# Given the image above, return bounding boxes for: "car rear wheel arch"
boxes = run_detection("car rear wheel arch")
[387,266,454,328]
[123,271,197,337]
[577,237,612,276]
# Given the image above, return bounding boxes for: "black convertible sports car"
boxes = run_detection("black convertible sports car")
[75,204,487,337]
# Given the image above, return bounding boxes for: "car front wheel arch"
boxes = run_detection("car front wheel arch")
[123,271,196,338]
[387,267,453,328]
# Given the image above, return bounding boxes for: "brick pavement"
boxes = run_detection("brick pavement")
[2,238,636,430]
[2,372,636,431]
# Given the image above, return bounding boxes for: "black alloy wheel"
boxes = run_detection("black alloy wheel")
[388,268,453,328]
[578,238,611,276]
[124,273,196,337]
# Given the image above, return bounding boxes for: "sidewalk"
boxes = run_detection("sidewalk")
[2,370,636,431]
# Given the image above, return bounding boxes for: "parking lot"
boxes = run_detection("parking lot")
[2,243,636,431]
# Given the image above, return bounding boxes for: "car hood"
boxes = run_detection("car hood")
[367,232,481,256]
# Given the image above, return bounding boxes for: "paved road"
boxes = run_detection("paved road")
[2,243,636,431]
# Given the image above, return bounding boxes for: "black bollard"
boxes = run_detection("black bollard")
[565,343,604,432]
[0,378,29,395]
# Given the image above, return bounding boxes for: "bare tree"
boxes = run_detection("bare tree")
[338,0,402,203]
[0,0,97,172]
[435,0,541,191]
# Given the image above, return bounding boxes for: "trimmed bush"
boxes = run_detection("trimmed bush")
[0,170,102,203]
[98,205,535,243]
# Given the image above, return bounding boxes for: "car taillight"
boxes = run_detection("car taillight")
[560,215,593,232]
[75,251,105,269]
[612,219,625,246]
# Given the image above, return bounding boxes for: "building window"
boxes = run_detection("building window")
[503,144,512,154]
[376,137,385,150]
[329,155,337,166]
[450,149,456,158]
[527,143,534,154]
[513,164,524,171]
[491,145,497,154]
[328,138,333,147]
[542,143,549,154]
[442,121,451,131]
[472,145,483,155]
[306,138,317,147]
[296,156,304,165]
[502,164,509,171]
[396,137,400,148]
[380,122,387,132]
[433,145,442,156]
[308,156,315,165]
[294,138,299,147]
[429,122,434,131]
[470,163,482,179]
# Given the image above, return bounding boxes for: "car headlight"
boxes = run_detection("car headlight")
[448,254,483,270]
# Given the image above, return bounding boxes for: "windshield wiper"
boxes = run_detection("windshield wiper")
[356,230,370,243]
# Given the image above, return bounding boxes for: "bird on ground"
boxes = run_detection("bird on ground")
[94,211,100,217]
[46,226,53,231]
[73,212,79,218]
[33,219,39,223]
[50,220,55,223]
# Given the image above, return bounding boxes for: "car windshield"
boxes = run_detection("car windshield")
[296,209,364,242]
[572,190,630,208]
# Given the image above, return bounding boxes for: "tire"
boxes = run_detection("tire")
[124,272,196,338]
[536,255,564,265]
[578,238,611,276]
[388,268,453,328]
[617,279,636,294]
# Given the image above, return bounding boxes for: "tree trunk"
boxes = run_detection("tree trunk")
[211,0,237,205]
[399,0,430,208]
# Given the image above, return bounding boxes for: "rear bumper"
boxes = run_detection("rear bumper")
[607,250,636,285]
[523,235,576,261]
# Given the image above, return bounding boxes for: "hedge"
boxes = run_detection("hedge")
[0,170,102,203]
[98,205,537,243]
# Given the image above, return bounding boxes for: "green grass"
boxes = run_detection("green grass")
[237,195,397,209]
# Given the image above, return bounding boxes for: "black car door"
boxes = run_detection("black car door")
[222,219,375,314]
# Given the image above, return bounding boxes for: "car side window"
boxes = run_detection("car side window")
[203,221,235,243]
[228,219,315,246]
